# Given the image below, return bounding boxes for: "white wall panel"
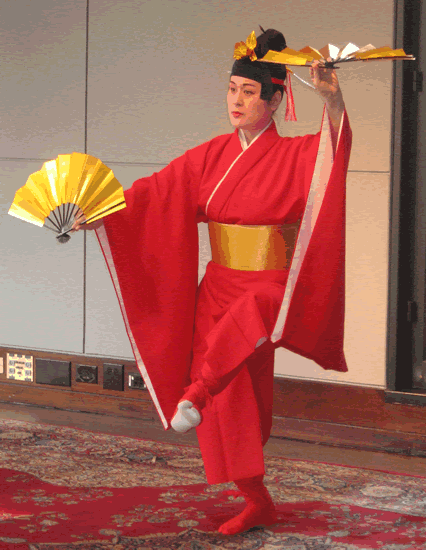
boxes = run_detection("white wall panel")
[274,171,390,387]
[0,0,87,160]
[87,0,394,173]
[0,160,84,353]
[0,0,396,390]
[198,221,211,284]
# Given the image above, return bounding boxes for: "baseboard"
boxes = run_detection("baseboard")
[272,377,426,435]
[271,416,426,457]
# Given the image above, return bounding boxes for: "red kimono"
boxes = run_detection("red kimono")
[95,107,352,484]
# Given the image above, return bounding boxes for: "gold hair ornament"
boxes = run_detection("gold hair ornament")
[234,30,257,61]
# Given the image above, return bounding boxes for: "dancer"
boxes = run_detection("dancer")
[72,28,351,535]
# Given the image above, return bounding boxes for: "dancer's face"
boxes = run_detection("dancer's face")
[227,76,274,134]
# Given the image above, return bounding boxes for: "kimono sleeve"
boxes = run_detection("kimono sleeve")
[94,140,211,430]
[273,107,352,373]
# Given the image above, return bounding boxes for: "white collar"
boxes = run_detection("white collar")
[238,119,273,151]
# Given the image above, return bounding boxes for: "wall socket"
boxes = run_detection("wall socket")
[35,358,70,386]
[128,373,147,390]
[76,364,98,384]
[103,364,124,391]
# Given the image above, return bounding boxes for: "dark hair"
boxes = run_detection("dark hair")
[265,83,284,103]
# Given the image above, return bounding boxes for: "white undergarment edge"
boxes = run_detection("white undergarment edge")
[271,108,345,343]
[95,223,169,430]
[205,120,272,215]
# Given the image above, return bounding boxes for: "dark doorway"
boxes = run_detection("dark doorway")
[387,0,426,403]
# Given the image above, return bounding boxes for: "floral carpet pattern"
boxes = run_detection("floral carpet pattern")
[0,419,426,549]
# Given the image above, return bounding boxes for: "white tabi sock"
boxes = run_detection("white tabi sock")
[171,400,202,433]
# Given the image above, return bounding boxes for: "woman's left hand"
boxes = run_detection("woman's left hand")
[310,57,345,131]
[309,58,342,101]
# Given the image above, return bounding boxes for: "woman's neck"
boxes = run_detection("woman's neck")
[241,118,272,145]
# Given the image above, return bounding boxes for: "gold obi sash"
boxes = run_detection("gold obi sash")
[208,220,301,271]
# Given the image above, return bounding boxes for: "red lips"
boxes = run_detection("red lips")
[232,111,243,118]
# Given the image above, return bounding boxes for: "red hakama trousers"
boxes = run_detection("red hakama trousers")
[191,260,290,485]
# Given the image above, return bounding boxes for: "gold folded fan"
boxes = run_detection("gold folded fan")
[8,153,126,243]
[260,43,415,68]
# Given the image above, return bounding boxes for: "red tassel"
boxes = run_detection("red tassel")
[284,73,297,122]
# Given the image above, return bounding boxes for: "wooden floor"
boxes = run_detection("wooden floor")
[1,401,426,477]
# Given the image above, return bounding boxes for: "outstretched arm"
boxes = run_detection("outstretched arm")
[310,58,345,132]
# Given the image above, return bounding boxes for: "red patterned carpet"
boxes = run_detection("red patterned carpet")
[1,419,426,549]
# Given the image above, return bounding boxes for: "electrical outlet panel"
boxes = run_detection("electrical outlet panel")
[35,358,71,386]
[103,364,124,391]
[76,364,98,384]
[128,373,147,390]
[7,353,33,382]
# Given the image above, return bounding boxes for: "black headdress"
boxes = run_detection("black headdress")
[231,28,287,100]
[231,27,296,120]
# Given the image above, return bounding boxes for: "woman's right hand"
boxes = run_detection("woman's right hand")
[71,209,104,232]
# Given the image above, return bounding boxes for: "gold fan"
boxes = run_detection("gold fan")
[260,43,415,68]
[8,152,126,243]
